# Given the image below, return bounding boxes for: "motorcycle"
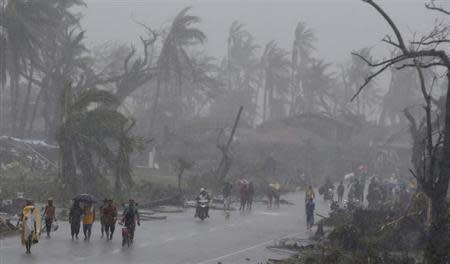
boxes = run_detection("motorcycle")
[119,222,131,247]
[196,199,209,221]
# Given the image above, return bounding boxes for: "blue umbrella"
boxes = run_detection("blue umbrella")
[73,193,97,203]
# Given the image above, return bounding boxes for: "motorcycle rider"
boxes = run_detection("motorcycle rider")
[121,199,140,243]
[195,188,211,218]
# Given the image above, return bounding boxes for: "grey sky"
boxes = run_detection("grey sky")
[81,0,445,65]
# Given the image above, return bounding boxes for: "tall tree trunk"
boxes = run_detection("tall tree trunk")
[26,86,43,137]
[18,67,33,138]
[149,76,161,135]
[424,71,450,264]
[9,61,19,135]
[263,77,268,122]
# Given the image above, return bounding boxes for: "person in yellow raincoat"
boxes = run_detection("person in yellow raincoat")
[20,201,41,254]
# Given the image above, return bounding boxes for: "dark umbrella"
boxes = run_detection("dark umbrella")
[73,193,97,204]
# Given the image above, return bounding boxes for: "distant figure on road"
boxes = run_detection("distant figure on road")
[222,182,233,211]
[337,181,345,203]
[247,182,255,210]
[43,198,56,238]
[268,183,281,209]
[99,199,107,238]
[305,185,315,203]
[239,180,249,211]
[19,200,41,254]
[305,198,315,232]
[319,177,334,201]
[122,199,140,243]
[82,203,95,241]
[102,199,118,240]
[69,201,83,240]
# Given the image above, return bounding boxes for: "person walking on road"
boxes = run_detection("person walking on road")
[43,198,56,238]
[122,199,140,243]
[99,199,107,238]
[247,182,255,210]
[337,181,345,203]
[82,203,95,241]
[19,200,41,254]
[305,185,315,203]
[69,201,83,240]
[223,182,233,211]
[305,198,315,232]
[102,199,117,240]
[239,180,249,211]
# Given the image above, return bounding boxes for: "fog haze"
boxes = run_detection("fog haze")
[82,0,442,64]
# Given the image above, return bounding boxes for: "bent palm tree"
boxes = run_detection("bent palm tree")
[58,84,138,199]
[0,0,80,134]
[150,7,206,132]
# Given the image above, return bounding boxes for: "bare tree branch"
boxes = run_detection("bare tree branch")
[396,62,446,70]
[426,1,450,15]
[362,0,408,52]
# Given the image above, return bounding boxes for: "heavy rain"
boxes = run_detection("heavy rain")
[1,0,450,264]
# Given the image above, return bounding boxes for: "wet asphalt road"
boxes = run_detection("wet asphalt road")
[0,192,328,264]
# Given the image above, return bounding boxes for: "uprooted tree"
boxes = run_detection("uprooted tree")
[355,1,450,263]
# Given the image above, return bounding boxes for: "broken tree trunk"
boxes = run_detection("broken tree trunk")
[216,106,243,182]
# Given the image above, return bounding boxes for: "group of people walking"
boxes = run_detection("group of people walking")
[17,198,140,253]
[238,180,255,211]
[221,180,281,212]
[68,198,140,242]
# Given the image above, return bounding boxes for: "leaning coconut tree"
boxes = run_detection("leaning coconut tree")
[149,7,206,132]
[57,84,138,200]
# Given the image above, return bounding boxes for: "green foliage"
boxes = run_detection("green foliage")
[57,84,138,200]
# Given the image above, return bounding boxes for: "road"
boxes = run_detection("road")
[0,192,328,264]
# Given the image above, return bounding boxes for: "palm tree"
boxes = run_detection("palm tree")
[58,84,138,199]
[302,58,334,113]
[347,48,381,117]
[37,27,94,140]
[149,7,206,132]
[0,0,84,135]
[290,22,315,115]
[1,0,68,134]
[261,41,290,121]
[225,21,260,125]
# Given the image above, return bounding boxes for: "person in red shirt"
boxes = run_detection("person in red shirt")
[43,198,56,238]
[102,199,118,240]
[239,182,249,211]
